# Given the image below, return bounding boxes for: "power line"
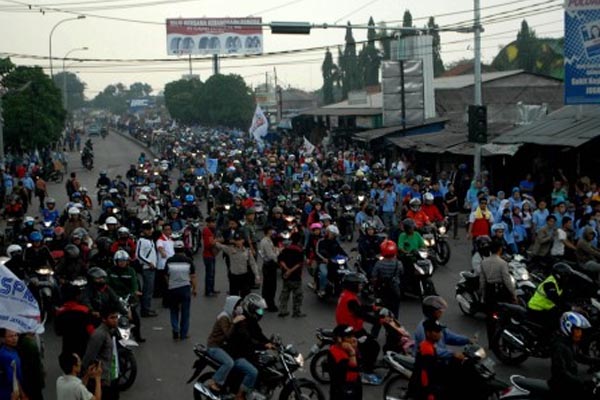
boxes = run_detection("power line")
[333,0,382,24]
[247,0,306,17]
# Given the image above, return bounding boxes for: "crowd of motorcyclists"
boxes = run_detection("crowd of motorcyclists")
[3,123,600,400]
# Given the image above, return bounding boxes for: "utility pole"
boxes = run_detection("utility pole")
[188,54,193,75]
[274,67,282,122]
[212,54,219,75]
[473,0,483,179]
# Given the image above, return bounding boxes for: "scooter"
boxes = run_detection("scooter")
[316,255,351,299]
[500,372,600,399]
[116,295,138,391]
[399,249,437,298]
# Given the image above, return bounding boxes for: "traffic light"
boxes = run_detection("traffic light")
[468,105,487,144]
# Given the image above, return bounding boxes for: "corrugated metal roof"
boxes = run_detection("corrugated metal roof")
[493,105,600,147]
[299,108,382,117]
[386,131,468,154]
[353,117,448,143]
[434,70,525,90]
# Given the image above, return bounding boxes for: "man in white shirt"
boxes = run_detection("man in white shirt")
[156,224,175,306]
[137,221,158,317]
[56,352,102,400]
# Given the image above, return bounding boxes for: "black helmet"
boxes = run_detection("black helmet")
[552,262,573,284]
[403,218,416,231]
[475,235,492,256]
[88,267,107,282]
[422,295,448,319]
[342,272,368,292]
[241,293,267,321]
[341,184,351,191]
[96,236,114,253]
[64,244,80,260]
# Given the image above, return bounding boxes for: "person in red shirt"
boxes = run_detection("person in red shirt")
[202,216,220,296]
[328,324,361,400]
[422,193,444,224]
[16,163,27,179]
[406,198,431,229]
[110,227,137,259]
[411,319,444,400]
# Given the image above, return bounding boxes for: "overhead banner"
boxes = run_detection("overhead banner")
[565,0,600,104]
[0,265,44,334]
[166,18,263,56]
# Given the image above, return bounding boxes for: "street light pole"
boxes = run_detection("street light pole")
[473,0,483,179]
[49,15,86,78]
[62,47,88,111]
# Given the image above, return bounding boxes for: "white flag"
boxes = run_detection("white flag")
[303,136,316,155]
[249,105,269,141]
[0,264,44,334]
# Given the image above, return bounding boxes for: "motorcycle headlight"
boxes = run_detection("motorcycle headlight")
[519,269,530,281]
[474,347,487,359]
[418,250,429,259]
[224,204,231,211]
[36,268,54,276]
[118,327,130,341]
[43,221,52,228]
[294,353,305,368]
[345,205,353,211]
[358,195,365,202]
[438,226,447,235]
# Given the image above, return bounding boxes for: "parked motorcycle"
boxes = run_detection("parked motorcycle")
[116,295,138,391]
[188,336,324,400]
[383,345,508,400]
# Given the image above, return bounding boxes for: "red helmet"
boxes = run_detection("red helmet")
[380,240,398,258]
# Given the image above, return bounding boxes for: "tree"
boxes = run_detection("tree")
[53,71,86,111]
[339,22,362,99]
[91,84,128,114]
[359,16,381,86]
[427,17,446,77]
[516,20,538,72]
[164,78,203,124]
[401,10,415,37]
[197,74,254,128]
[321,48,336,105]
[128,82,152,98]
[1,62,65,150]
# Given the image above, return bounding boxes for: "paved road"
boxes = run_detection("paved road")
[37,132,549,400]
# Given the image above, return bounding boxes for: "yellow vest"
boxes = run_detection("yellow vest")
[528,275,562,311]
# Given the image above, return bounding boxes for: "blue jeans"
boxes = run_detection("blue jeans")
[207,347,234,386]
[142,269,155,313]
[382,211,396,230]
[169,285,191,337]
[318,263,328,291]
[234,358,258,392]
[203,257,216,295]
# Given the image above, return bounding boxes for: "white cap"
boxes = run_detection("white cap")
[106,216,118,224]
[138,194,148,201]
[68,207,80,215]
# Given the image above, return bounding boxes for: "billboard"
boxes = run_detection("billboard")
[166,18,263,56]
[565,1,600,104]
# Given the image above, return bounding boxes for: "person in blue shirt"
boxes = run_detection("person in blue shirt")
[519,173,535,195]
[438,171,451,198]
[42,198,60,225]
[2,169,13,197]
[509,187,524,210]
[554,202,568,228]
[532,199,550,233]
[0,328,24,400]
[465,180,484,211]
[22,174,35,205]
[413,296,471,361]
[380,183,397,230]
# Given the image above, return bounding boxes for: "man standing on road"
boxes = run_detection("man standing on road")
[137,221,158,317]
[82,307,120,400]
[165,241,197,340]
[202,216,220,297]
[0,328,24,400]
[277,232,305,318]
[156,224,174,304]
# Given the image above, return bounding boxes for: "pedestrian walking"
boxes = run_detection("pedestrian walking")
[165,241,197,340]
[278,232,306,318]
[34,176,47,211]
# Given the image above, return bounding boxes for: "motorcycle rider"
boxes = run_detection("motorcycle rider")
[81,267,127,324]
[226,294,275,399]
[397,218,425,265]
[371,240,403,319]
[315,225,347,297]
[5,244,26,280]
[527,262,572,330]
[55,244,86,286]
[335,272,381,384]
[357,222,383,278]
[206,295,259,400]
[414,296,471,362]
[480,240,517,347]
[471,235,491,275]
[422,193,444,224]
[24,231,55,271]
[134,194,157,224]
[406,198,431,230]
[54,283,94,358]
[411,319,445,400]
[108,250,144,342]
[41,197,60,226]
[549,311,596,400]
[110,227,136,258]
[181,194,202,220]
[96,171,111,189]
[328,324,361,400]
[64,207,88,238]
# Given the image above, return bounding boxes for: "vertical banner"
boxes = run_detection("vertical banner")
[249,105,269,141]
[565,1,600,104]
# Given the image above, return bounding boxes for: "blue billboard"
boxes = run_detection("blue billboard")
[565,1,600,104]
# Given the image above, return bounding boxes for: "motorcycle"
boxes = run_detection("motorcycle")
[253,198,267,228]
[399,249,437,298]
[116,295,138,391]
[422,222,451,266]
[383,344,508,400]
[500,370,600,399]
[338,204,356,242]
[81,150,94,170]
[306,328,336,384]
[27,266,57,322]
[316,255,351,299]
[188,336,325,400]
[184,219,201,255]
[455,254,537,317]
[97,185,109,206]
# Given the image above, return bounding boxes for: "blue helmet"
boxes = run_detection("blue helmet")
[172,199,182,208]
[30,231,43,242]
[185,194,195,203]
[103,200,115,209]
[72,191,82,199]
[560,311,591,336]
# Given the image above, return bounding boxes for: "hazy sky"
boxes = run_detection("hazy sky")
[0,0,564,98]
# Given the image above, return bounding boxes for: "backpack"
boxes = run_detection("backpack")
[377,261,402,299]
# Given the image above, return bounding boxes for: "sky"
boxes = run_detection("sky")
[0,0,565,99]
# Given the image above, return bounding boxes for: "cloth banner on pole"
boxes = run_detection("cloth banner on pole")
[249,105,269,141]
[0,265,44,334]
[206,158,218,174]
[303,136,316,155]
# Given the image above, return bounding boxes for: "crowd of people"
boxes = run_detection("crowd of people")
[2,124,600,400]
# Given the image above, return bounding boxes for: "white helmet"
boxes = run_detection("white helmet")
[68,207,80,215]
[105,216,118,225]
[327,225,340,236]
[7,244,22,257]
[114,250,130,263]
[423,192,434,202]
[138,194,148,201]
[234,177,242,184]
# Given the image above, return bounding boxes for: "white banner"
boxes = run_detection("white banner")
[303,136,316,155]
[0,265,44,334]
[249,105,269,141]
